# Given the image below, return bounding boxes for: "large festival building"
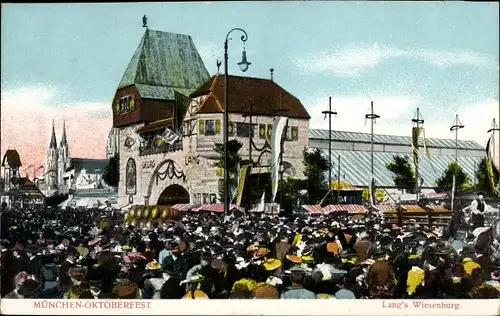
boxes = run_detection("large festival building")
[110,29,310,208]
[111,28,486,208]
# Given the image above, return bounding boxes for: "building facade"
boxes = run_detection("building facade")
[1,149,22,207]
[112,29,310,207]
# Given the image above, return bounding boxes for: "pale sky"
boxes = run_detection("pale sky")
[1,2,499,174]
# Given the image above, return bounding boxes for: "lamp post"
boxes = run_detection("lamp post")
[487,118,500,198]
[365,101,380,207]
[224,28,251,216]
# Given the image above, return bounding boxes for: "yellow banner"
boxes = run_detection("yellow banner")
[235,165,250,206]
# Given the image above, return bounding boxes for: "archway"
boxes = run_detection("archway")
[157,184,190,206]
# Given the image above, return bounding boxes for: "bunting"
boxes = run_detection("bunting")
[270,116,289,202]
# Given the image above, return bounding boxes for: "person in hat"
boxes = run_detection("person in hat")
[181,274,209,299]
[63,266,88,299]
[280,266,316,299]
[142,260,166,299]
[59,247,79,293]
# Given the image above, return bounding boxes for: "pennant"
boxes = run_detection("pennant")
[235,165,251,206]
[270,116,289,202]
[421,127,432,158]
[257,192,265,213]
[411,127,423,165]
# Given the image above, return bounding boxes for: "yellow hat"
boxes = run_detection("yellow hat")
[146,261,161,270]
[317,293,335,299]
[286,255,302,264]
[407,267,425,295]
[232,278,258,292]
[301,255,313,262]
[263,258,282,271]
[463,260,481,276]
[182,289,209,299]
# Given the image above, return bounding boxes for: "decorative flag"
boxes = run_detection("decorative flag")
[487,130,500,173]
[421,128,432,158]
[235,165,251,206]
[411,127,423,165]
[270,116,289,202]
[257,192,265,213]
[156,127,180,146]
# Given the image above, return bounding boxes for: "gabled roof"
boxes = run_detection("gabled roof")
[68,158,108,174]
[190,75,310,119]
[117,29,210,100]
[2,149,22,168]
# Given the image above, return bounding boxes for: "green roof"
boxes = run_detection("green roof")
[118,29,210,100]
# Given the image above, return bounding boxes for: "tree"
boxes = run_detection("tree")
[436,162,471,192]
[385,155,417,193]
[103,154,119,188]
[302,148,330,204]
[214,139,243,202]
[475,157,499,195]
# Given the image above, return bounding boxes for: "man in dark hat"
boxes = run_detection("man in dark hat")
[58,247,79,293]
[281,266,316,299]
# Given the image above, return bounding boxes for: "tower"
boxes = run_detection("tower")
[46,120,58,188]
[58,120,70,187]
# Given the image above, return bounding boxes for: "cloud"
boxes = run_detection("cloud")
[1,85,112,177]
[307,95,499,147]
[293,43,498,77]
[197,43,222,73]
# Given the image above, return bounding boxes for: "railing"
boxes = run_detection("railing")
[139,139,183,156]
[383,209,452,227]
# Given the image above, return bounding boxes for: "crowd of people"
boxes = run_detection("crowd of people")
[1,202,499,300]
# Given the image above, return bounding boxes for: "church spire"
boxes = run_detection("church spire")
[60,120,68,146]
[50,119,57,149]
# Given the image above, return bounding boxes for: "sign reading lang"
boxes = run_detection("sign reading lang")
[185,155,200,166]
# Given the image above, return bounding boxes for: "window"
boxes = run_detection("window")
[199,120,205,135]
[228,122,235,136]
[215,119,221,134]
[236,123,254,137]
[266,124,273,139]
[291,126,299,141]
[285,126,292,141]
[259,124,266,139]
[203,193,209,204]
[117,95,135,114]
[205,120,215,136]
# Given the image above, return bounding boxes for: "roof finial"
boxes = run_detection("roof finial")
[142,15,148,28]
[270,68,274,81]
[216,59,222,74]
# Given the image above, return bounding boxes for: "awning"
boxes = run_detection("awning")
[171,203,198,211]
[426,204,450,212]
[401,204,426,212]
[193,204,243,213]
[302,205,324,214]
[76,198,90,207]
[373,204,396,212]
[323,204,367,214]
[136,118,174,133]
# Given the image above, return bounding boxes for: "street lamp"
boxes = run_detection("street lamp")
[223,28,251,216]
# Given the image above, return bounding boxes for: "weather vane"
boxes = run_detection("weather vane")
[216,59,222,73]
[142,15,148,28]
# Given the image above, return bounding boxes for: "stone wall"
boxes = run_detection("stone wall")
[117,107,310,206]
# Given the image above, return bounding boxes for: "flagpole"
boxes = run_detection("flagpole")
[412,108,425,202]
[322,97,337,200]
[365,101,380,207]
[450,114,464,214]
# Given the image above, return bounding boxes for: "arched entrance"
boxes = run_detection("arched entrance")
[157,184,190,206]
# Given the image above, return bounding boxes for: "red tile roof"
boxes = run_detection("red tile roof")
[190,75,310,119]
[2,149,22,168]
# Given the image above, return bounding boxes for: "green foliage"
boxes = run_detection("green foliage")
[302,148,330,204]
[385,155,417,193]
[103,154,119,188]
[214,140,243,202]
[475,157,499,195]
[362,188,387,203]
[436,162,471,192]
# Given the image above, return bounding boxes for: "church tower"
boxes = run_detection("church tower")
[46,120,58,188]
[58,120,70,187]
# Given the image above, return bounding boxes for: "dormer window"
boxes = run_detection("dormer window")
[117,95,135,115]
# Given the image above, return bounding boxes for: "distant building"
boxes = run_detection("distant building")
[107,127,120,159]
[38,121,110,196]
[1,149,45,209]
[308,129,486,194]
